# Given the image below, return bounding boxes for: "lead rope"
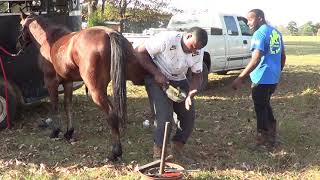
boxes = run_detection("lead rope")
[0,46,23,128]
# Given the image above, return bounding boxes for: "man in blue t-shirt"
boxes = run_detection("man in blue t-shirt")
[232,9,286,151]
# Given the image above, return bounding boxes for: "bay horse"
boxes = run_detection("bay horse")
[18,12,147,161]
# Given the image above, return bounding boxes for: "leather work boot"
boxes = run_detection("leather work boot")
[153,144,162,160]
[171,141,195,164]
[267,121,281,148]
[248,130,269,152]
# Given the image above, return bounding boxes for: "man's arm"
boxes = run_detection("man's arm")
[231,49,263,90]
[281,48,286,71]
[136,44,168,88]
[189,72,202,95]
[185,72,202,110]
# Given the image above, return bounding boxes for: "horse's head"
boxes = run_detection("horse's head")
[16,10,36,52]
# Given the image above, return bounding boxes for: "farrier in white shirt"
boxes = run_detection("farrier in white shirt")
[144,31,204,81]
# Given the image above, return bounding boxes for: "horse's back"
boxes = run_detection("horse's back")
[78,27,148,85]
[52,26,147,85]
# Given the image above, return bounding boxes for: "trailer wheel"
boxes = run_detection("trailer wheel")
[0,81,17,129]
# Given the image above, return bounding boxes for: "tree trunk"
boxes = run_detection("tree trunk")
[119,0,127,33]
[101,0,106,15]
[91,0,98,12]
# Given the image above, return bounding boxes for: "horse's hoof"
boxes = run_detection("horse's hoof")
[50,128,61,138]
[38,120,49,129]
[64,128,74,141]
[106,145,123,162]
[105,154,122,162]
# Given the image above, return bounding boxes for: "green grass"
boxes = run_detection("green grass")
[283,36,320,42]
[284,36,320,56]
[1,36,320,179]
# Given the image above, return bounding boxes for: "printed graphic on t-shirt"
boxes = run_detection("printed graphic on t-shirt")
[192,51,200,57]
[170,45,176,50]
[269,30,281,54]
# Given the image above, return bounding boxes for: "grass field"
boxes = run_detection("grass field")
[1,36,320,179]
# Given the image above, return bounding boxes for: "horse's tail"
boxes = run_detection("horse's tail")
[109,32,128,127]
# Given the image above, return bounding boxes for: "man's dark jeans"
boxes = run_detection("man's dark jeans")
[144,75,195,147]
[251,84,277,132]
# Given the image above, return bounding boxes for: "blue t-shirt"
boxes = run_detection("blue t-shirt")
[250,24,284,84]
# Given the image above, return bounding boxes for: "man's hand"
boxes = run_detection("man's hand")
[154,72,169,89]
[185,89,197,110]
[231,77,243,90]
[231,49,262,91]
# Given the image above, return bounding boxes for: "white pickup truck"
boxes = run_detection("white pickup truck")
[125,11,252,90]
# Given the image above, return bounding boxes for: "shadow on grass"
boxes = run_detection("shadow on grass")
[0,65,320,176]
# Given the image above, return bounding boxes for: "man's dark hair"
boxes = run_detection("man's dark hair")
[249,9,266,22]
[187,26,208,47]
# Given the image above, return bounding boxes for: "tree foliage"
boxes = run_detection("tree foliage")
[287,21,299,35]
[87,11,105,27]
[275,25,290,35]
[105,0,173,32]
[83,0,174,32]
[299,21,317,36]
[281,21,320,36]
[81,1,320,36]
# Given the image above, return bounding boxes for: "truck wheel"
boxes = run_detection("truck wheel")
[186,63,209,92]
[217,71,228,75]
[199,63,209,91]
[0,81,17,129]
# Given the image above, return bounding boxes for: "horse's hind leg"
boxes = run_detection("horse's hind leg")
[44,75,61,138]
[87,85,122,161]
[62,82,74,141]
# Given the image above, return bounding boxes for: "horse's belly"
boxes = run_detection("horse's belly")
[60,71,81,81]
[55,64,81,81]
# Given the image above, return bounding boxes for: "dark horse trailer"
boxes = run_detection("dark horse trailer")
[0,0,82,128]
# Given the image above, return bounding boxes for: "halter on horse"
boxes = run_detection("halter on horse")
[18,12,147,161]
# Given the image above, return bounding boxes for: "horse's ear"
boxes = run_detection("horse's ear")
[19,8,27,20]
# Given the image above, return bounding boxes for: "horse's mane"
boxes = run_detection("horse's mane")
[29,14,71,44]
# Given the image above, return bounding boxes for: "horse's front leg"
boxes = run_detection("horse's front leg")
[44,75,61,138]
[62,82,74,141]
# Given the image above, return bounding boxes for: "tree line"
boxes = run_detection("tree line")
[276,21,320,36]
[84,1,320,36]
[82,0,179,33]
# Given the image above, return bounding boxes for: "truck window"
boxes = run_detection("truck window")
[224,16,239,36]
[210,27,223,35]
[237,17,252,36]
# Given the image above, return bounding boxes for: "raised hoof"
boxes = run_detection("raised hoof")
[50,128,61,138]
[64,128,74,141]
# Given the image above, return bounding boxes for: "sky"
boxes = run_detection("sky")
[168,0,319,26]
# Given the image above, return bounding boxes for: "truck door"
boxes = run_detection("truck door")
[204,27,227,72]
[223,15,244,69]
[237,16,252,67]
